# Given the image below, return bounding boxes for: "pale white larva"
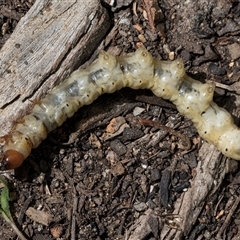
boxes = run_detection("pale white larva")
[0,47,240,170]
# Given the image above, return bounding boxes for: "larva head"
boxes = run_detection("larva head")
[98,50,117,71]
[134,47,153,68]
[0,150,25,170]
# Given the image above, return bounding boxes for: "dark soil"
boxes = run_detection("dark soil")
[0,0,240,239]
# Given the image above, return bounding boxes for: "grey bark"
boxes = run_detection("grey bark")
[0,0,110,136]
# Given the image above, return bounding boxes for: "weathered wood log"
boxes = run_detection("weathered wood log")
[0,0,110,136]
[160,143,230,238]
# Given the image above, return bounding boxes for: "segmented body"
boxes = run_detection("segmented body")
[1,47,240,170]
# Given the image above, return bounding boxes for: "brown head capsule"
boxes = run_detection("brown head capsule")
[1,150,25,170]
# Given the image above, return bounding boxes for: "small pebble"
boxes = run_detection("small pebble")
[133,106,145,116]
[134,201,147,211]
[121,128,144,142]
[110,139,127,156]
[150,168,161,181]
[228,43,240,60]
[169,51,175,60]
[208,63,226,76]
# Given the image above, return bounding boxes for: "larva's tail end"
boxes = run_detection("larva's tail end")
[0,150,25,170]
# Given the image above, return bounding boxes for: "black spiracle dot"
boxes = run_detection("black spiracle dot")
[225,148,228,152]
[204,131,207,134]
[187,107,189,109]
[163,89,165,91]
[66,103,69,107]
[87,94,89,97]
[112,82,115,85]
[33,115,40,121]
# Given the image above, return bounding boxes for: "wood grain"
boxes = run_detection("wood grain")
[0,0,110,136]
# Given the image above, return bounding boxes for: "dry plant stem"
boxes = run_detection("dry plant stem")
[136,95,177,109]
[216,195,240,238]
[18,196,34,225]
[213,81,240,95]
[214,195,224,217]
[138,118,191,150]
[70,195,78,240]
[143,0,155,32]
[1,212,28,240]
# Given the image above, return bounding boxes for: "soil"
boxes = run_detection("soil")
[0,0,240,239]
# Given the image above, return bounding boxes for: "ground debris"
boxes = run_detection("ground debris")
[0,0,240,239]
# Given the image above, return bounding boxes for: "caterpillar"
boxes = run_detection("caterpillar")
[0,46,240,170]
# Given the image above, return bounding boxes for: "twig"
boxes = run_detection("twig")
[143,0,155,32]
[71,195,79,240]
[216,195,240,238]
[207,80,240,95]
[1,212,28,240]
[138,119,191,150]
[18,195,34,225]
[136,95,176,110]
